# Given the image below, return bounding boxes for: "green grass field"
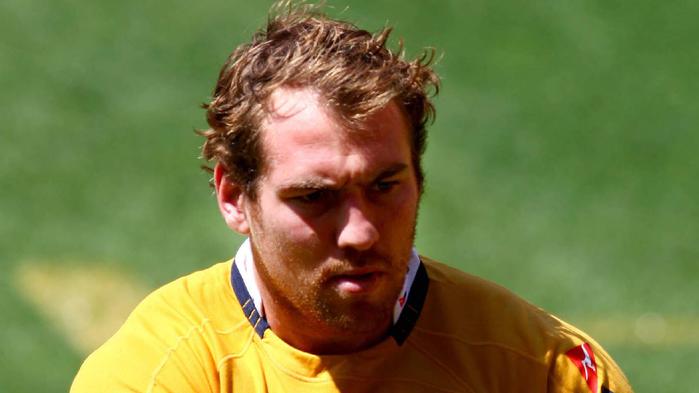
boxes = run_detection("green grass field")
[1,0,697,391]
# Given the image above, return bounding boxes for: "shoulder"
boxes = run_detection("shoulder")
[119,260,246,347]
[419,256,559,342]
[413,257,633,393]
[71,261,252,393]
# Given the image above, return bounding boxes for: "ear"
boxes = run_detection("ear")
[214,163,250,234]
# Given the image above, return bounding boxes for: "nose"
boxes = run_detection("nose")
[336,197,380,251]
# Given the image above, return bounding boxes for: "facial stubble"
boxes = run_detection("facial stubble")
[248,211,417,339]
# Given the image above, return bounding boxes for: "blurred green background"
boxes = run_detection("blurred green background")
[1,0,697,391]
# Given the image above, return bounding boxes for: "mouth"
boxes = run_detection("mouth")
[328,270,384,294]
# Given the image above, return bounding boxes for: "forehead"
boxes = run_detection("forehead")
[262,88,407,140]
[258,87,412,182]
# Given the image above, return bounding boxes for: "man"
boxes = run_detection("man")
[72,3,633,392]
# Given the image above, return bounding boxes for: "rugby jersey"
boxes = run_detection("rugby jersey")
[71,257,633,393]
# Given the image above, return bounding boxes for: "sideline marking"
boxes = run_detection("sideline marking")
[14,261,148,355]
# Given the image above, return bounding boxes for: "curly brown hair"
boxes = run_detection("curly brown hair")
[200,1,440,198]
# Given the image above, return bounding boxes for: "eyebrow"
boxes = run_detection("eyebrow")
[279,178,334,192]
[374,163,409,181]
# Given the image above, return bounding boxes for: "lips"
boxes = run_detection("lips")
[329,270,384,294]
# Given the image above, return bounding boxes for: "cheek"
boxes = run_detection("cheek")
[382,187,419,220]
[256,202,327,251]
[378,191,419,243]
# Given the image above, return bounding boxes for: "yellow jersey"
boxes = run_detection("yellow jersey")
[71,257,633,393]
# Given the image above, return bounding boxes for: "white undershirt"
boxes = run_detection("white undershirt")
[234,238,421,324]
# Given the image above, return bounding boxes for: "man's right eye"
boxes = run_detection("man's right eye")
[295,190,326,204]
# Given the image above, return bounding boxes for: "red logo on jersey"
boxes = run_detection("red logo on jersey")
[566,342,598,393]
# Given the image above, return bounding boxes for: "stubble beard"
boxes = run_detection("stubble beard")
[250,230,415,340]
[253,244,407,336]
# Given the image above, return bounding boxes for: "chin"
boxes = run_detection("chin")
[316,289,397,334]
[327,305,392,335]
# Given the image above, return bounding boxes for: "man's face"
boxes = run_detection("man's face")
[243,87,420,339]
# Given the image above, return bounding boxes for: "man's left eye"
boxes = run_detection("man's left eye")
[374,180,398,192]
